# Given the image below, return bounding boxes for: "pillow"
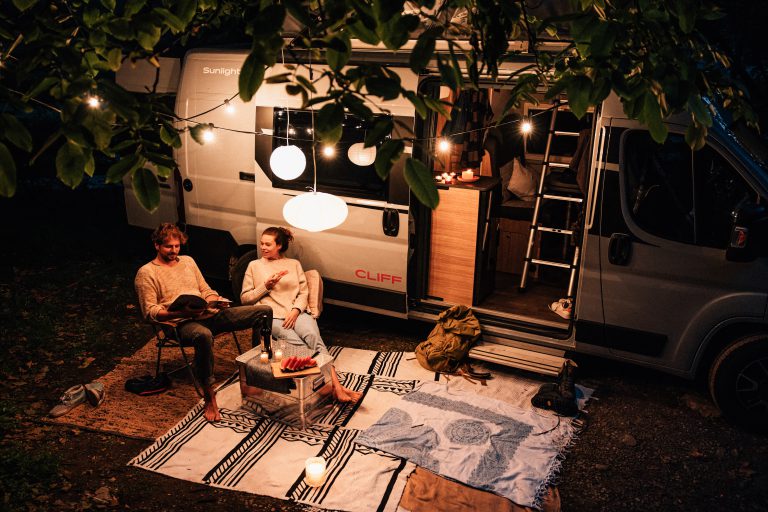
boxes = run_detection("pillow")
[304,269,324,319]
[506,158,537,201]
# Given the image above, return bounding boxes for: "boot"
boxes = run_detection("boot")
[558,359,577,400]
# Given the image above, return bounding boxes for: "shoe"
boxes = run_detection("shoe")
[549,298,572,319]
[558,360,577,401]
[125,373,171,396]
[84,381,105,407]
[49,384,87,418]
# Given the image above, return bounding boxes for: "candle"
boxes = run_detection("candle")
[274,348,283,361]
[259,352,269,364]
[305,457,327,486]
[461,169,474,181]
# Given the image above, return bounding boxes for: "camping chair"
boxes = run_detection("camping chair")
[149,320,244,398]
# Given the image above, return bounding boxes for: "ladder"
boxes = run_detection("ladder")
[519,98,583,299]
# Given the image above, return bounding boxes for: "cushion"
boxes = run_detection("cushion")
[504,158,537,201]
[304,269,323,319]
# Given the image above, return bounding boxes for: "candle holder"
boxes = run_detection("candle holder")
[304,456,327,487]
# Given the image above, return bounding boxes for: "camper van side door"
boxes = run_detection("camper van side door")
[599,129,768,372]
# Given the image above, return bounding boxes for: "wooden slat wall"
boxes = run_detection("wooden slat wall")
[427,187,479,306]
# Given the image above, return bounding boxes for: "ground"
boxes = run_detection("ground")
[0,180,766,512]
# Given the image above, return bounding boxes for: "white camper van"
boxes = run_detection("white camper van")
[119,45,768,431]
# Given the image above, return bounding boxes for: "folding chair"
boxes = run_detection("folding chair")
[150,321,244,397]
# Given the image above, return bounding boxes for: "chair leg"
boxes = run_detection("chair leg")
[231,330,243,355]
[155,342,163,376]
[178,345,203,398]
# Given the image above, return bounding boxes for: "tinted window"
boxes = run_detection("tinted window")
[623,131,753,248]
[270,109,388,201]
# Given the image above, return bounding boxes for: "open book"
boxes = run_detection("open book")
[167,294,232,312]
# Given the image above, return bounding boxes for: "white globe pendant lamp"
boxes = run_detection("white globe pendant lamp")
[270,144,306,180]
[347,142,377,166]
[283,191,348,232]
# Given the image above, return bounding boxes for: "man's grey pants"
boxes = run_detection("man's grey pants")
[176,305,272,386]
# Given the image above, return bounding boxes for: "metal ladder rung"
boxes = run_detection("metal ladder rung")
[554,130,579,136]
[547,162,570,168]
[542,193,583,203]
[530,258,573,269]
[536,226,574,235]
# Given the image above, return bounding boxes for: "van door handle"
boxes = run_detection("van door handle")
[382,208,399,237]
[608,233,632,265]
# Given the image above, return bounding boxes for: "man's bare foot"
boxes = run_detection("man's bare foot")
[203,389,221,422]
[333,386,363,404]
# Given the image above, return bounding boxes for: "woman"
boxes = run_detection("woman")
[240,226,361,403]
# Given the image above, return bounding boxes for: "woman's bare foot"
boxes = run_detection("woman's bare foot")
[333,386,363,403]
[239,380,264,398]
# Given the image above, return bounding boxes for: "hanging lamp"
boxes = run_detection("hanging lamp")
[282,54,348,232]
[347,142,376,166]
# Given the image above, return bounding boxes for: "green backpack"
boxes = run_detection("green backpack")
[415,305,482,373]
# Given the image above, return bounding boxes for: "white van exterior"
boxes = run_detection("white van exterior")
[119,46,768,431]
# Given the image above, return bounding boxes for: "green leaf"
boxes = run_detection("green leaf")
[374,139,404,180]
[364,117,393,147]
[136,24,161,51]
[106,154,142,183]
[82,109,116,150]
[83,148,96,177]
[404,158,438,209]
[284,0,312,27]
[100,0,116,11]
[133,167,160,212]
[316,103,345,144]
[266,72,292,84]
[188,124,209,145]
[160,125,182,148]
[373,0,404,23]
[565,74,592,119]
[155,165,172,179]
[438,56,459,91]
[642,92,667,143]
[405,91,427,119]
[11,0,38,12]
[152,8,186,33]
[105,18,134,40]
[326,34,351,71]
[175,0,197,24]
[0,142,17,197]
[410,29,438,73]
[124,0,147,17]
[106,48,123,71]
[423,96,450,120]
[295,75,317,94]
[0,114,33,152]
[341,95,373,120]
[348,19,380,45]
[239,52,266,102]
[365,75,400,101]
[672,0,696,33]
[687,94,712,127]
[56,141,87,189]
[685,122,707,151]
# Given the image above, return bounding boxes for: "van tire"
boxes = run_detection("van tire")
[230,249,259,301]
[708,334,768,433]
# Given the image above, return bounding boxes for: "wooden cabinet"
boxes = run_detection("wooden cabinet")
[427,179,497,306]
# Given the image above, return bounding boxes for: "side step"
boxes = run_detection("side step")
[469,341,567,377]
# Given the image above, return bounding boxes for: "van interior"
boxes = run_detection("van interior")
[415,82,594,331]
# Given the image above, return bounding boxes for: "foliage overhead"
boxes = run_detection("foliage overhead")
[0,0,756,211]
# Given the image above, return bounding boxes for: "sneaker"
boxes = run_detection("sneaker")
[549,298,572,319]
[84,381,105,407]
[49,384,87,418]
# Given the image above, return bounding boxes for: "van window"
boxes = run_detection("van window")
[623,131,753,248]
[270,108,388,201]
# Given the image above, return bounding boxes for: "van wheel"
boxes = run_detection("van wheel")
[230,249,259,300]
[708,334,768,433]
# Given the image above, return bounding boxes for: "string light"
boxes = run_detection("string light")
[224,99,235,114]
[86,96,101,108]
[521,120,533,135]
[202,126,215,143]
[438,139,451,153]
[322,145,335,157]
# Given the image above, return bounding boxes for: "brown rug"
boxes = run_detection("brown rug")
[45,331,248,440]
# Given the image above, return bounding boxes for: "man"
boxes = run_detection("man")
[135,223,272,422]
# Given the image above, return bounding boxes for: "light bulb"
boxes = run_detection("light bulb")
[224,100,235,114]
[438,139,450,153]
[87,96,101,108]
[347,143,377,166]
[202,128,215,143]
[322,145,335,158]
[283,192,348,232]
[270,145,306,180]
[521,121,532,135]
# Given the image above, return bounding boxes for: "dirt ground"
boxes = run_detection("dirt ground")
[1,181,766,511]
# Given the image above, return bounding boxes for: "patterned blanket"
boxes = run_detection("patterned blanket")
[129,348,590,511]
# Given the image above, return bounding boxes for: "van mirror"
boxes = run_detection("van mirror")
[725,201,768,262]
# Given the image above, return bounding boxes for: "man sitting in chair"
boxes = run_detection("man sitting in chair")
[135,223,272,422]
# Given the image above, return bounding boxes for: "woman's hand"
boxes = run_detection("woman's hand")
[282,308,301,329]
[265,270,289,290]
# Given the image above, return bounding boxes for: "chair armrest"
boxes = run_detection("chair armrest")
[304,269,324,319]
